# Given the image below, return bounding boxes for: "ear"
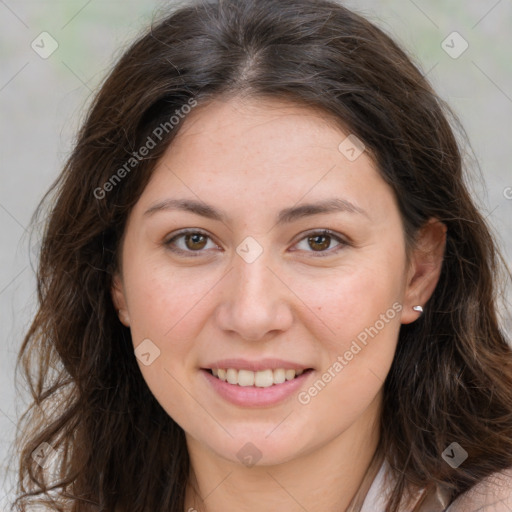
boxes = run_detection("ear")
[401,218,447,325]
[111,272,131,327]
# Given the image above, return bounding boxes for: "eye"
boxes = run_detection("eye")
[164,228,349,258]
[164,229,219,257]
[292,229,348,257]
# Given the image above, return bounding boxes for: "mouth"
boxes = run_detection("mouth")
[202,367,314,387]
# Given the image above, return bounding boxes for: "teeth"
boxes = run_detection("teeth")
[254,369,273,388]
[210,368,307,387]
[238,369,255,387]
[273,368,286,384]
[226,368,238,385]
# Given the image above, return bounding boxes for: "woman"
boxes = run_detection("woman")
[14,0,512,510]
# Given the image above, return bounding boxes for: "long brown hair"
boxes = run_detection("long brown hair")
[13,0,512,510]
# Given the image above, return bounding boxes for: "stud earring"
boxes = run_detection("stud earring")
[412,305,423,313]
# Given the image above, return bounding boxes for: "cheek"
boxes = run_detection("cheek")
[125,259,217,342]
[293,258,405,347]
[289,247,406,405]
[124,265,216,419]
[294,266,402,429]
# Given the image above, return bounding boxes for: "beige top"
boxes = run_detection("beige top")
[353,458,512,511]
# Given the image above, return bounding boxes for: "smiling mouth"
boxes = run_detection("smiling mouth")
[204,368,314,387]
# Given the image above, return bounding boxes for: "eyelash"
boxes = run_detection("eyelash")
[163,228,349,258]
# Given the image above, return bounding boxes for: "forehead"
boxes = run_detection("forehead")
[132,95,398,227]
[155,95,367,181]
[172,95,350,153]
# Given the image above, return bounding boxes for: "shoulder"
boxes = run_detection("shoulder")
[446,466,512,512]
[361,461,512,512]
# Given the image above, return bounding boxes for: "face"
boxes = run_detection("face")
[112,96,443,468]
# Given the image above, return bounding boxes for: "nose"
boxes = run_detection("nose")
[214,246,294,341]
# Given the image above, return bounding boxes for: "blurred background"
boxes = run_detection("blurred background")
[1,0,511,507]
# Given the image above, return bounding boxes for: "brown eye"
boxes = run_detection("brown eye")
[183,233,208,250]
[293,229,348,257]
[164,229,218,257]
[164,228,349,258]
[308,233,331,252]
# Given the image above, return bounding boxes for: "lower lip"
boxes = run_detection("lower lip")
[201,369,314,407]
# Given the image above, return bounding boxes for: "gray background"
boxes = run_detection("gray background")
[1,0,511,507]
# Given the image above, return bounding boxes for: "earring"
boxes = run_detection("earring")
[412,305,423,313]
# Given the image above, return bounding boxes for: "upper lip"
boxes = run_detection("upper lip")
[202,358,313,372]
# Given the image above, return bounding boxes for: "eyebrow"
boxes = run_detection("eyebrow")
[144,197,368,224]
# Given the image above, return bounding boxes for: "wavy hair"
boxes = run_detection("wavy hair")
[13,0,512,510]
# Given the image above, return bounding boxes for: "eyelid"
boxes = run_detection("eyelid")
[163,228,350,257]
[289,228,350,257]
[164,228,220,256]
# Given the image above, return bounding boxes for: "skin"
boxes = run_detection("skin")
[112,96,446,511]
